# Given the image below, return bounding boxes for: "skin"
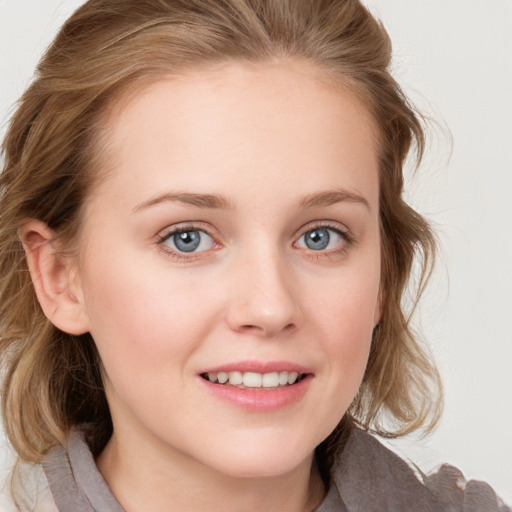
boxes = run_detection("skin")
[25,60,382,512]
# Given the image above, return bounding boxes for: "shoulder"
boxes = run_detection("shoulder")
[332,428,511,512]
[42,428,124,512]
[424,463,511,512]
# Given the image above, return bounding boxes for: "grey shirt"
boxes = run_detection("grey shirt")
[42,428,511,512]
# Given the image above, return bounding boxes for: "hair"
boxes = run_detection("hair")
[0,0,442,472]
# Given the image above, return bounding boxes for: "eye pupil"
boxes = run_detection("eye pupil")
[305,229,330,250]
[174,231,201,252]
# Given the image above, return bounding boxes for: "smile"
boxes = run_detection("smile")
[201,371,306,389]
[198,361,313,411]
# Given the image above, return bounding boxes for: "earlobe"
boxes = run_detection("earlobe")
[19,220,90,335]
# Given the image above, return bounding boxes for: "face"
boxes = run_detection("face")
[75,60,381,479]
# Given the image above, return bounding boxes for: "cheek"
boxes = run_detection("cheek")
[314,260,380,335]
[311,265,379,388]
[80,269,225,429]
[80,258,220,382]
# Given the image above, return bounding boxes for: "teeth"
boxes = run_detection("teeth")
[228,371,243,385]
[217,371,228,384]
[262,372,279,387]
[243,372,262,387]
[204,370,303,388]
[287,372,298,385]
[278,371,289,386]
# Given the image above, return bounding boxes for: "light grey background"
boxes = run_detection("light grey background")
[1,0,511,505]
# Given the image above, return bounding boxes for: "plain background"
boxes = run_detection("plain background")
[1,0,511,505]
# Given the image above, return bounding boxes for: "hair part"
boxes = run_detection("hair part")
[0,0,442,472]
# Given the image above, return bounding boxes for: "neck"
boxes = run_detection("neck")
[96,431,325,512]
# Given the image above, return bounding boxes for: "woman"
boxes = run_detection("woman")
[0,1,509,510]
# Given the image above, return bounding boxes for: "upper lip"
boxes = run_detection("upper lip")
[199,360,313,375]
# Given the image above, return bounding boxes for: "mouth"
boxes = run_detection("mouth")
[200,370,308,390]
[198,363,313,411]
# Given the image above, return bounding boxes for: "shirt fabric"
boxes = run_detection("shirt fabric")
[41,427,511,512]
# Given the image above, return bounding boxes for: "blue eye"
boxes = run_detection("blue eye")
[163,229,214,253]
[297,227,344,251]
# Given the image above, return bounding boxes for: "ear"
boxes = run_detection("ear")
[19,220,90,335]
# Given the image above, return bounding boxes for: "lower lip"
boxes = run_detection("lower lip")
[199,375,313,412]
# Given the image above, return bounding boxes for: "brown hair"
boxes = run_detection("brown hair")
[0,0,442,468]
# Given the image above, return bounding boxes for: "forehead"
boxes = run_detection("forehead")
[93,60,379,211]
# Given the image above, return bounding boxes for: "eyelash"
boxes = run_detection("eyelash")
[156,223,218,262]
[156,222,354,262]
[294,222,354,258]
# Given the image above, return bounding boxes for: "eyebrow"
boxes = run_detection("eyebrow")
[298,189,371,211]
[132,192,234,213]
[132,188,370,214]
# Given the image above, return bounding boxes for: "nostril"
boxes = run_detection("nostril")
[238,322,296,337]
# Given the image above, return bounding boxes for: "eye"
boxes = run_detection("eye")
[161,229,215,253]
[296,227,346,251]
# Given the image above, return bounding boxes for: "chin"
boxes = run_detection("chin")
[198,434,317,479]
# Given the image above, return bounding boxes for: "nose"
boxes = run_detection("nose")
[226,249,302,338]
